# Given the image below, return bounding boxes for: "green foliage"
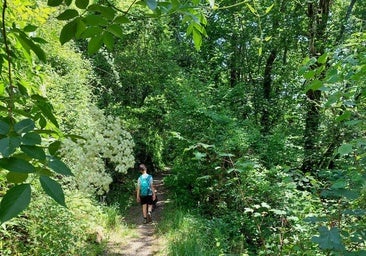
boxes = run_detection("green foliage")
[0,0,74,223]
[0,188,120,255]
[159,207,227,256]
[50,0,209,53]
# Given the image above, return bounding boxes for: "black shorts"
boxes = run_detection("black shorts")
[140,195,153,205]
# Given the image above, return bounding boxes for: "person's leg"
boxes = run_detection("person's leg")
[147,204,152,222]
[142,203,147,218]
[148,204,153,213]
[147,195,153,222]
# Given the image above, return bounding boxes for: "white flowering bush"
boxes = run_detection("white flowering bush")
[58,105,135,195]
[42,37,135,196]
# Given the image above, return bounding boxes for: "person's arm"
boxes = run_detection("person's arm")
[136,178,140,202]
[150,177,156,200]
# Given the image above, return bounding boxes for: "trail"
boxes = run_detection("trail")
[103,174,168,256]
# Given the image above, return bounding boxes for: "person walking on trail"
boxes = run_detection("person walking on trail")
[136,164,156,224]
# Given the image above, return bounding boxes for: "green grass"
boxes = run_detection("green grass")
[158,205,230,256]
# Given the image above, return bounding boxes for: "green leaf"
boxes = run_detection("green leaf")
[47,156,73,176]
[32,95,59,128]
[265,4,274,14]
[0,137,21,157]
[114,15,130,24]
[14,31,46,62]
[79,26,103,39]
[192,28,202,51]
[87,36,103,55]
[47,0,63,7]
[38,116,47,129]
[331,180,347,189]
[60,19,78,45]
[23,24,38,32]
[306,80,323,91]
[193,151,206,160]
[65,0,72,5]
[40,176,66,207]
[75,19,86,39]
[336,111,352,122]
[317,53,328,64]
[21,145,46,160]
[246,3,258,16]
[98,6,116,20]
[75,0,89,9]
[0,184,31,223]
[107,24,124,38]
[0,157,35,173]
[56,9,79,20]
[303,70,316,79]
[21,132,42,145]
[14,119,35,134]
[0,120,10,135]
[311,226,345,251]
[6,172,28,183]
[83,14,108,26]
[146,0,157,10]
[48,141,61,156]
[103,32,115,50]
[337,144,353,156]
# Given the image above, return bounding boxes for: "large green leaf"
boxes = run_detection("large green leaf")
[0,184,31,223]
[83,14,108,26]
[60,19,78,45]
[21,132,42,145]
[312,226,345,251]
[47,156,73,176]
[14,119,35,134]
[192,27,202,51]
[40,176,66,207]
[6,172,28,183]
[56,9,80,20]
[113,15,130,24]
[21,145,46,160]
[48,140,61,156]
[0,157,35,173]
[87,35,103,55]
[103,32,115,50]
[14,31,46,62]
[79,26,103,39]
[338,144,353,156]
[0,120,10,135]
[75,0,89,9]
[107,24,124,38]
[0,137,21,157]
[98,6,116,20]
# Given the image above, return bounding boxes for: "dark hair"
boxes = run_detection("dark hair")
[139,164,147,171]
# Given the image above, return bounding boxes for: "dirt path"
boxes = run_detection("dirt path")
[103,174,168,256]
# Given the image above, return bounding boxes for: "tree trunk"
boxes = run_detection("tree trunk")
[260,49,277,134]
[337,0,357,43]
[302,0,331,173]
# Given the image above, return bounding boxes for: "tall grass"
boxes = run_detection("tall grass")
[158,205,246,256]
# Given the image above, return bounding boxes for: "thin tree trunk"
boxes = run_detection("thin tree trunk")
[337,0,357,43]
[302,0,331,173]
[260,49,277,134]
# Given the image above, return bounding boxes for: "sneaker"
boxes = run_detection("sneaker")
[143,218,148,224]
[147,212,152,223]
